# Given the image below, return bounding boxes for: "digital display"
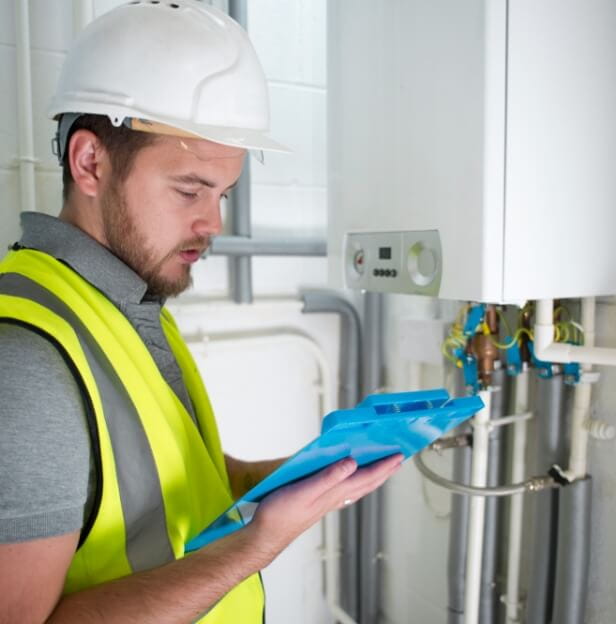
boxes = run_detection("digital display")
[379,247,392,260]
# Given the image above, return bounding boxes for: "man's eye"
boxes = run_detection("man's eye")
[176,189,198,199]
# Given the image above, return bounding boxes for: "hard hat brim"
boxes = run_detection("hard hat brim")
[143,117,292,154]
[49,99,291,155]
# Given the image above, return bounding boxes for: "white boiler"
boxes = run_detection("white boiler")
[327,0,616,303]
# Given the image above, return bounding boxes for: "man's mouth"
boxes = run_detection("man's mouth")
[179,249,203,263]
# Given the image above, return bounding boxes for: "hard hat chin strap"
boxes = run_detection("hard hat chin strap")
[52,112,84,165]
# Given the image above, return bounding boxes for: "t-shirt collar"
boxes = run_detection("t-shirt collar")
[18,211,150,306]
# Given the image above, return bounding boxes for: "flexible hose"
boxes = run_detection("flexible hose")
[414,452,556,497]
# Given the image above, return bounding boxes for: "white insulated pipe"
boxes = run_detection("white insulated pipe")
[535,298,596,480]
[464,390,492,624]
[535,298,616,366]
[504,370,530,623]
[15,0,36,213]
[565,298,595,480]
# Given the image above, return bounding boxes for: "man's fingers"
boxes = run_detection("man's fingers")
[296,457,358,502]
[323,454,404,509]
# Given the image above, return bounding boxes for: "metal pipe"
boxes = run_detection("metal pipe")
[414,450,555,497]
[504,369,530,623]
[526,374,567,624]
[480,370,507,624]
[359,292,384,624]
[210,236,327,257]
[301,291,362,621]
[551,477,592,624]
[464,390,491,624]
[15,0,36,214]
[226,0,253,304]
[226,166,253,303]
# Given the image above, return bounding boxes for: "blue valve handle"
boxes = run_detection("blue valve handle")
[185,389,483,552]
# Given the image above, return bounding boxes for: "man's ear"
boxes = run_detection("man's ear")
[67,129,107,198]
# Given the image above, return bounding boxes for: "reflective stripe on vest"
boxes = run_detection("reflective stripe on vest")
[0,271,175,571]
[0,249,265,622]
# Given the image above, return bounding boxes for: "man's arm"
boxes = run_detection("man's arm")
[0,454,403,624]
[225,454,287,499]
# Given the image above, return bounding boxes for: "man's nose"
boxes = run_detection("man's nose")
[193,201,223,238]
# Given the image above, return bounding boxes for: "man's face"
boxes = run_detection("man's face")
[100,135,245,298]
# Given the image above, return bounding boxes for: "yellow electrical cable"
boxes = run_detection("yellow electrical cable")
[554,305,571,321]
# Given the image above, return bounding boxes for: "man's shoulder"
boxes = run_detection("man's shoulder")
[0,321,84,405]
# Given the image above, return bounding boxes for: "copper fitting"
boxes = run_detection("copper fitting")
[470,304,499,386]
[471,334,499,386]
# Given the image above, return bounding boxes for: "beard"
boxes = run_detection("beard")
[100,181,207,298]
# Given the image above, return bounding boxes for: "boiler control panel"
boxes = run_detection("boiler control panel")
[344,230,442,296]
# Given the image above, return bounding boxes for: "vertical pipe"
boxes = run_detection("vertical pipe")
[359,292,384,624]
[526,374,566,624]
[15,0,36,214]
[447,427,472,623]
[551,477,592,624]
[448,368,471,624]
[504,369,529,623]
[464,390,491,624]
[227,0,253,304]
[567,297,594,479]
[479,369,507,624]
[301,292,361,410]
[301,291,362,620]
[551,298,595,624]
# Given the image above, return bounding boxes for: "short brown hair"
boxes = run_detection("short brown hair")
[61,114,156,202]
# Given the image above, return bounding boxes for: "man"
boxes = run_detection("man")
[0,2,402,622]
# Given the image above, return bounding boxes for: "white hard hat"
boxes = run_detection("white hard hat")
[49,0,289,159]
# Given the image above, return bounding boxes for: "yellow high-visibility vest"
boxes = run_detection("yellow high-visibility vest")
[0,248,265,623]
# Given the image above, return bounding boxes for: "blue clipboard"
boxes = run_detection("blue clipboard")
[185,388,482,552]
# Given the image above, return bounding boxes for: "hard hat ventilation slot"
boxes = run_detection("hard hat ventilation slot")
[169,3,180,7]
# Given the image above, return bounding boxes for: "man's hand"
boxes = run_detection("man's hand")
[248,454,404,559]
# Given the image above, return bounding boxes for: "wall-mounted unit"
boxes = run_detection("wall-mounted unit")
[327,0,616,304]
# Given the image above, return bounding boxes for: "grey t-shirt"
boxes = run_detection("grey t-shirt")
[0,324,94,540]
[0,212,197,543]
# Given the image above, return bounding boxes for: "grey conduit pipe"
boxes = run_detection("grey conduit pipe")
[479,369,508,624]
[301,291,362,621]
[300,292,361,413]
[210,236,327,257]
[227,0,253,304]
[447,431,472,623]
[526,374,567,624]
[551,477,592,624]
[359,292,384,624]
[447,369,471,624]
